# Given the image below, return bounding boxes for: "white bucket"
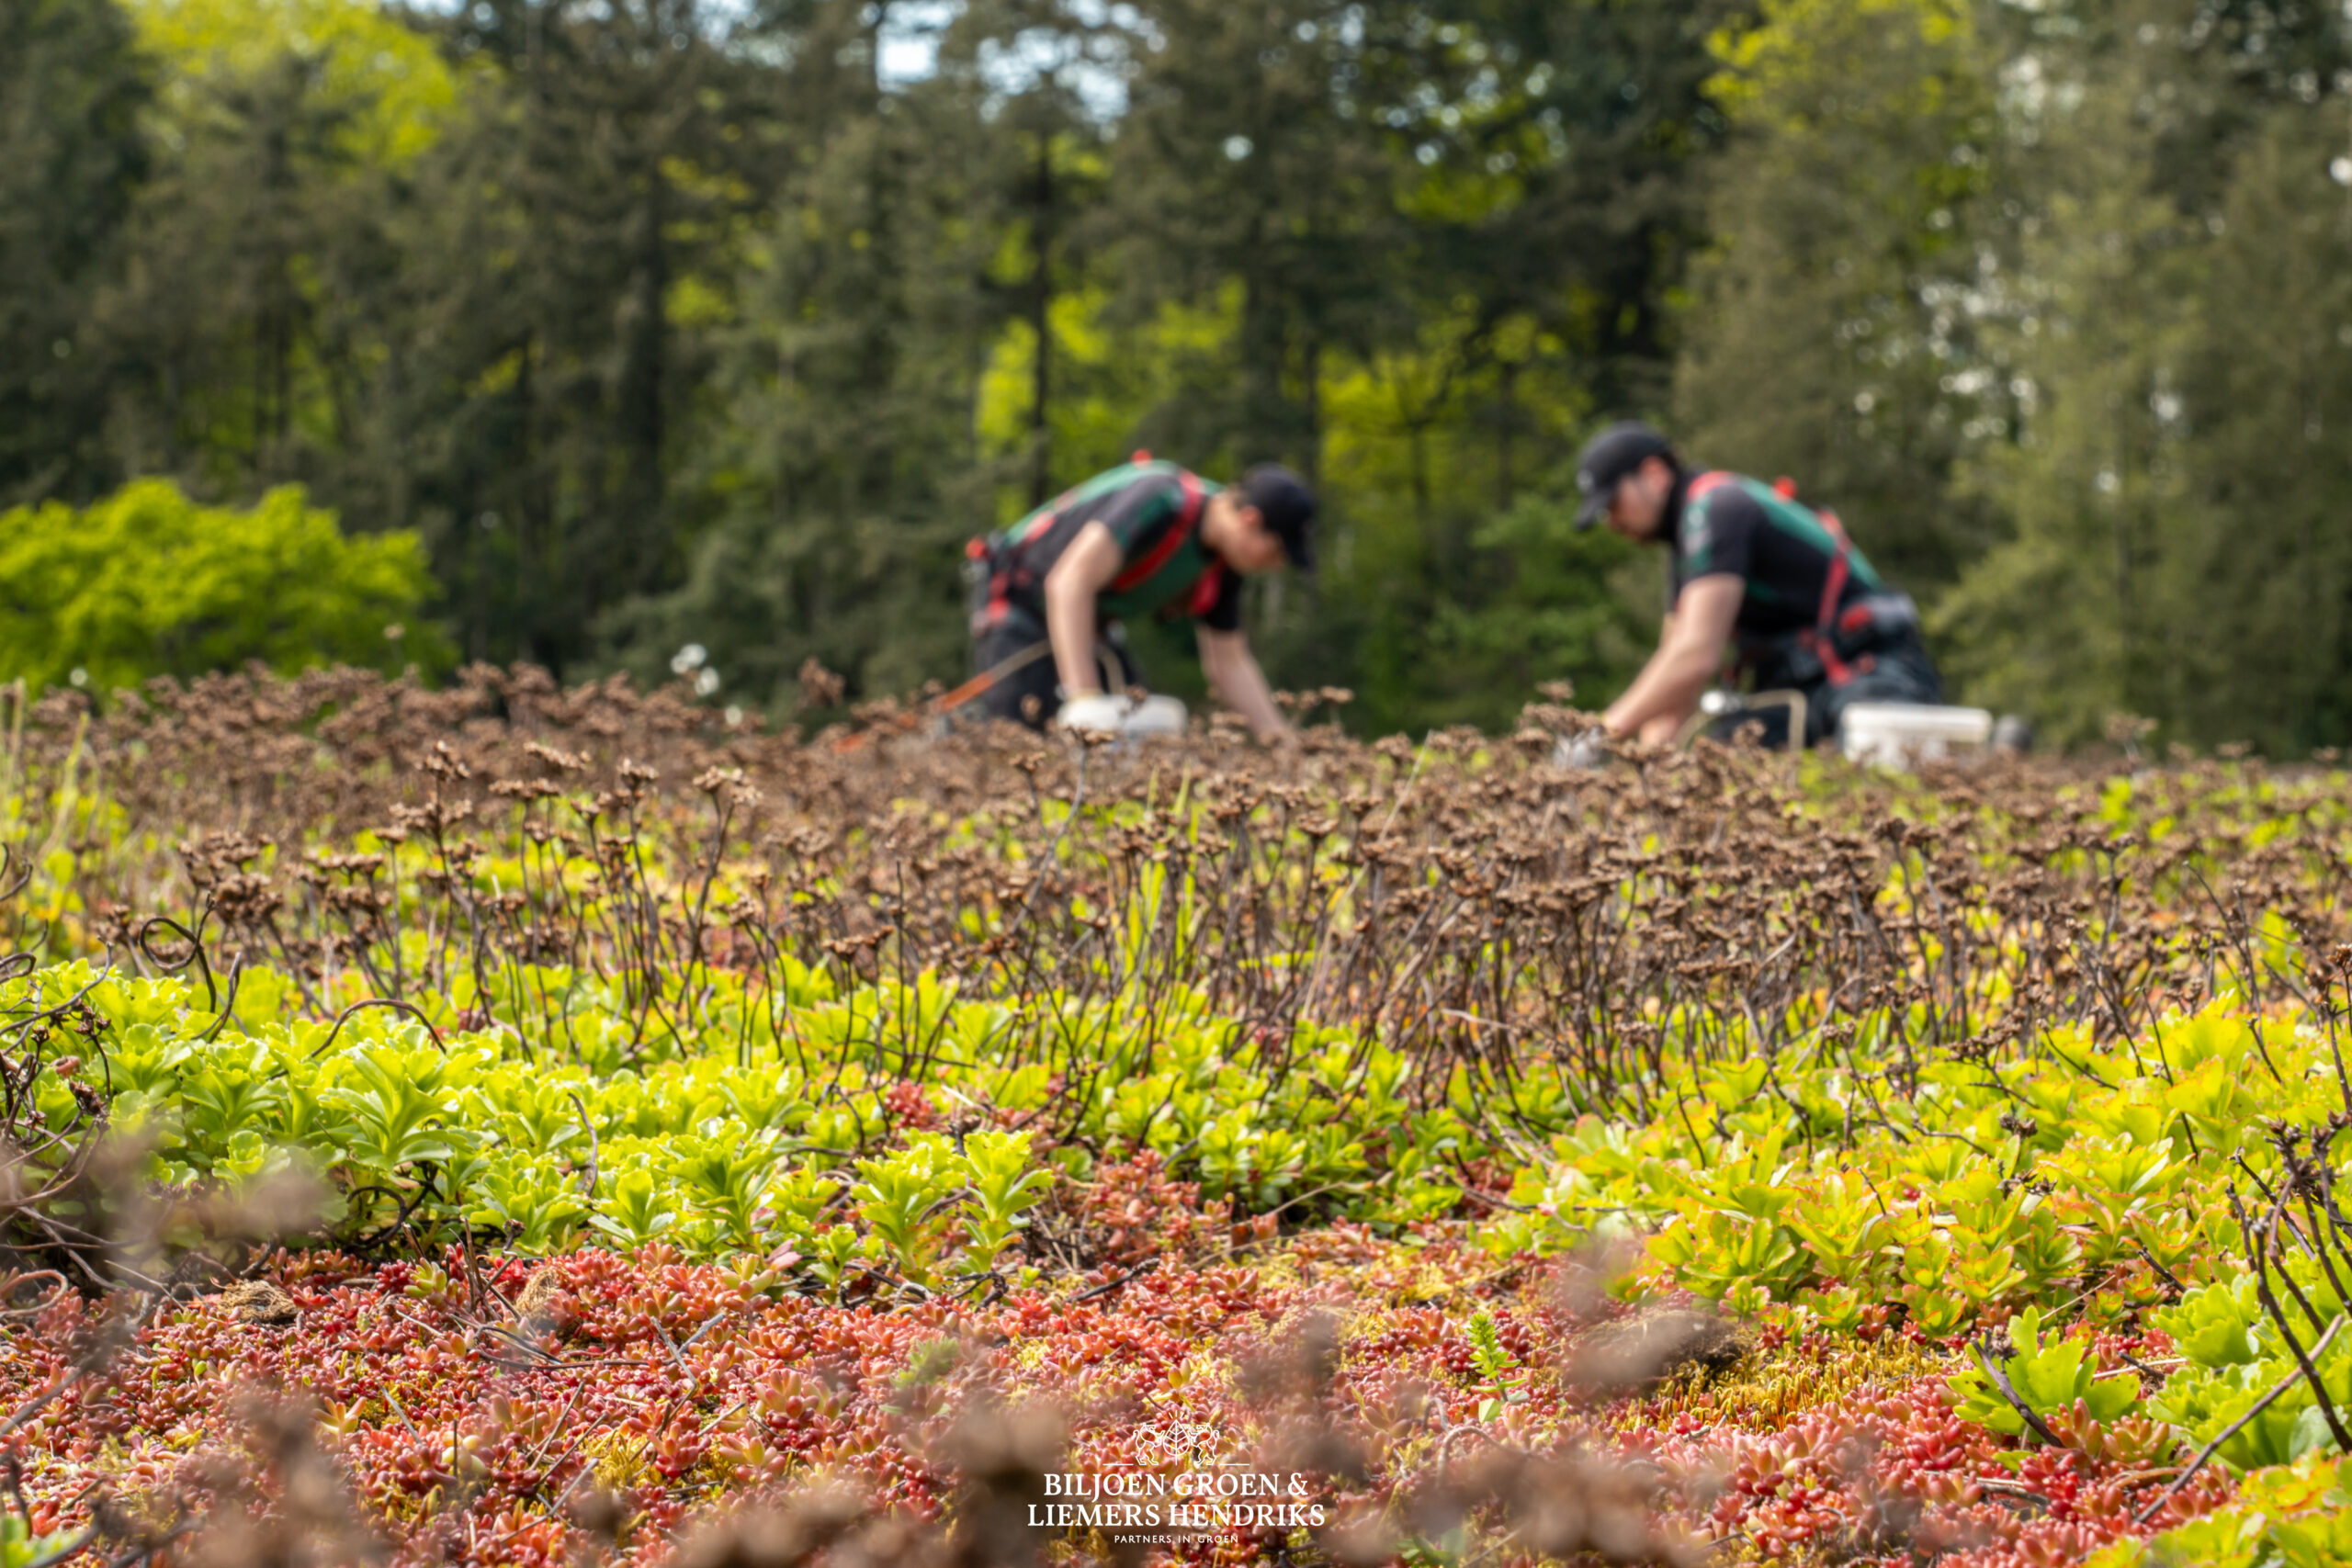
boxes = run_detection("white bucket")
[1111,694,1188,738]
[1839,703,1994,770]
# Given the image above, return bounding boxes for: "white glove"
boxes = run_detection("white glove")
[1552,730,1609,771]
[1055,694,1131,735]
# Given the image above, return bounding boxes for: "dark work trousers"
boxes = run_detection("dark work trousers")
[1711,632,1945,750]
[968,618,1142,731]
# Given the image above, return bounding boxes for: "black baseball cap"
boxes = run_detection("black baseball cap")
[1571,421,1676,530]
[1235,464,1317,570]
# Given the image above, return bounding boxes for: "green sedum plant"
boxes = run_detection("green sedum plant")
[1947,1305,2141,1442]
[17,953,1479,1288]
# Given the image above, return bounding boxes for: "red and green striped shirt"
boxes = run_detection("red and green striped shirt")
[981,459,1244,633]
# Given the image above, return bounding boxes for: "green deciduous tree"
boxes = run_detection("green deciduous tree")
[0,479,444,693]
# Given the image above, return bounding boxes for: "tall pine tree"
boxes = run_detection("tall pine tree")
[0,0,149,505]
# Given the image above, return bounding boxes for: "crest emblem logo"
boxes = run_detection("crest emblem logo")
[1132,1416,1222,1468]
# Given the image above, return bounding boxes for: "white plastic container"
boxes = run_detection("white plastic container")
[1110,694,1188,738]
[1839,703,1995,769]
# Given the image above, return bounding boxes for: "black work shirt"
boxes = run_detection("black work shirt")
[1663,471,1888,650]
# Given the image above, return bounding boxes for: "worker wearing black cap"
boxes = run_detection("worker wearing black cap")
[964,455,1315,740]
[1569,421,1941,749]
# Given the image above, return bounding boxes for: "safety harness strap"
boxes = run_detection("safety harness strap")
[1806,507,1858,688]
[1107,469,1207,593]
[1688,470,1861,689]
[973,459,1207,632]
[1188,561,1227,618]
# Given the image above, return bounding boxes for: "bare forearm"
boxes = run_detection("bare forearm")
[1041,523,1125,699]
[1046,581,1102,696]
[1205,645,1289,742]
[1604,640,1717,739]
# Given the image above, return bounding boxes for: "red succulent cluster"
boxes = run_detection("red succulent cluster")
[1694,1369,2233,1565]
[0,1243,2247,1567]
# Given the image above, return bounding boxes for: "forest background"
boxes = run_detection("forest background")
[11,0,2352,750]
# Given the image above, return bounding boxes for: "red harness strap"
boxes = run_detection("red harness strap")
[985,557,1011,629]
[1187,562,1227,617]
[1688,471,1861,689]
[1106,469,1207,593]
[979,458,1191,629]
[1804,507,1858,687]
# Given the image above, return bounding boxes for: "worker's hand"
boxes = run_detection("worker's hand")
[1054,694,1132,735]
[1552,730,1609,771]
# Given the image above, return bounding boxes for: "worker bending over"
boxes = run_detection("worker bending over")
[966,456,1315,740]
[1571,422,1942,749]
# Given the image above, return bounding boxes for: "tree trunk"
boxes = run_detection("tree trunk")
[1029,132,1053,506]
